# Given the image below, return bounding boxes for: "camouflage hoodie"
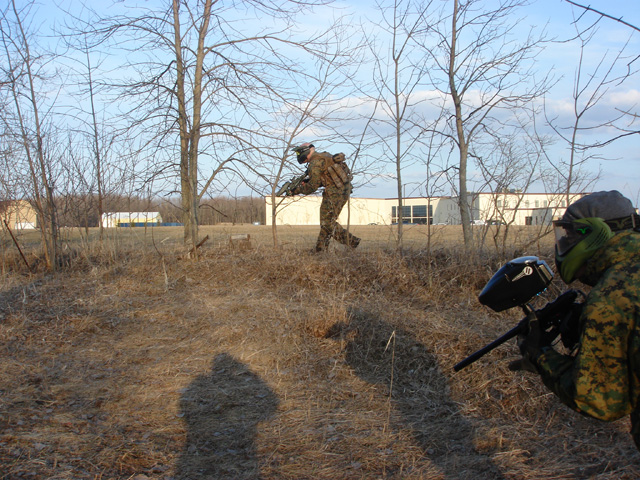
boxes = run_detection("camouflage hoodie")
[536,230,640,431]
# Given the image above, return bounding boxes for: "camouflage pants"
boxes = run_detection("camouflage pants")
[315,187,360,252]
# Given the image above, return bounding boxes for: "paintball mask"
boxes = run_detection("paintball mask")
[554,190,636,283]
[292,143,314,164]
[553,217,613,283]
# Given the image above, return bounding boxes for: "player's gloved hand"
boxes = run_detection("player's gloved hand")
[508,357,538,372]
[519,311,543,354]
[512,311,545,372]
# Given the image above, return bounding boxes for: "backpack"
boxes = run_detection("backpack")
[323,152,352,189]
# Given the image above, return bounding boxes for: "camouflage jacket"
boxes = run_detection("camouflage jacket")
[536,230,640,421]
[295,151,351,195]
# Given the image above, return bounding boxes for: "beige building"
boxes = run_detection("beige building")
[266,191,586,226]
[0,200,38,230]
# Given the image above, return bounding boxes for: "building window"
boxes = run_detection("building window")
[392,205,430,224]
[535,200,540,207]
[525,216,532,225]
[392,205,412,223]
[412,205,427,224]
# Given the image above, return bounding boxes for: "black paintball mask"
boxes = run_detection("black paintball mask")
[292,143,314,164]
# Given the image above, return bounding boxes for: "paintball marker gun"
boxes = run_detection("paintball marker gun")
[276,171,309,197]
[453,256,582,372]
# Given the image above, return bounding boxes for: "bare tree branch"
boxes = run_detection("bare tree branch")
[564,0,640,33]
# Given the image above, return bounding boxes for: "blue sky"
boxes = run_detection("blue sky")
[350,0,640,203]
[529,1,639,203]
[514,0,640,205]
[16,0,640,206]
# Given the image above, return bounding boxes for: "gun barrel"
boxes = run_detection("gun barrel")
[276,181,291,197]
[453,322,524,372]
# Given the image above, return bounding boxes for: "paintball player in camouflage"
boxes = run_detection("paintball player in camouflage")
[289,143,361,252]
[517,190,640,449]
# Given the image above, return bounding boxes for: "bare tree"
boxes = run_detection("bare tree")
[72,0,345,255]
[420,132,452,255]
[81,44,111,242]
[543,19,636,205]
[56,38,128,242]
[475,112,549,254]
[0,0,61,270]
[366,0,434,250]
[423,0,551,250]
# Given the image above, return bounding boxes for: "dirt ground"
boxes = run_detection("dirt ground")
[1,227,639,479]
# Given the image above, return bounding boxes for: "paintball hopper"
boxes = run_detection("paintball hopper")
[479,256,553,312]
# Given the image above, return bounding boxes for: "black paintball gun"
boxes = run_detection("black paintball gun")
[454,256,582,372]
[276,171,309,197]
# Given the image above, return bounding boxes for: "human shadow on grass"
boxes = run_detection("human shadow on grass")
[175,353,279,480]
[331,309,505,480]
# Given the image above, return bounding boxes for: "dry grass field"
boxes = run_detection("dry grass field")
[1,225,639,479]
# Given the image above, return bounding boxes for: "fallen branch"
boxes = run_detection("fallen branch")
[3,219,32,272]
[188,234,210,257]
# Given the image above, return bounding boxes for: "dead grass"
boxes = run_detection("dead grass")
[1,226,638,479]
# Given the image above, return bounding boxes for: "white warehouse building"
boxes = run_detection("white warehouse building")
[101,212,163,228]
[265,191,587,226]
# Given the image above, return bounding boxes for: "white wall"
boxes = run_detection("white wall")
[101,212,163,228]
[265,196,460,226]
[474,192,584,225]
[265,192,586,227]
[265,197,390,226]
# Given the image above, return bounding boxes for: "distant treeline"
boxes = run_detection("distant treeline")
[55,195,266,228]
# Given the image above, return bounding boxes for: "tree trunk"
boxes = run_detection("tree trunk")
[9,0,58,269]
[448,0,472,248]
[173,0,212,255]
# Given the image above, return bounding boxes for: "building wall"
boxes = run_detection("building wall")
[474,192,585,225]
[265,196,460,226]
[266,192,587,227]
[265,197,390,226]
[101,212,163,228]
[0,200,38,230]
